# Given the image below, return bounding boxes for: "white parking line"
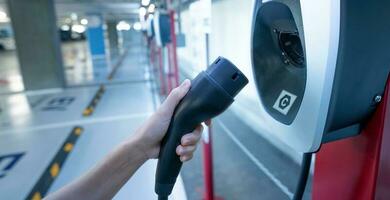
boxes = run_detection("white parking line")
[0,113,153,134]
[216,119,293,199]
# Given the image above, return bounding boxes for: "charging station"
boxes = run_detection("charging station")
[251,0,390,198]
[153,11,171,47]
[146,15,155,39]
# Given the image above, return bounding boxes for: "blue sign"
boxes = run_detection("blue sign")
[86,15,106,57]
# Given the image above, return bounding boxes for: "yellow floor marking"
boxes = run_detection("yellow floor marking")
[50,163,60,178]
[63,143,74,152]
[31,192,41,200]
[83,108,92,116]
[74,127,83,135]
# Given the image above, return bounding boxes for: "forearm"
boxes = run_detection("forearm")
[45,136,148,200]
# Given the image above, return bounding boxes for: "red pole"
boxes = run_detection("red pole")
[203,123,215,200]
[168,9,180,87]
[157,47,166,95]
[166,44,173,92]
[149,39,154,67]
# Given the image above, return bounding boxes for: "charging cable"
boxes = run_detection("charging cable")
[293,153,313,200]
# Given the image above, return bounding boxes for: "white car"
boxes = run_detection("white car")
[0,29,15,50]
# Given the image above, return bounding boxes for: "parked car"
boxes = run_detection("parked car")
[0,28,15,50]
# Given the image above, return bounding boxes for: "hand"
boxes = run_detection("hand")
[133,79,208,161]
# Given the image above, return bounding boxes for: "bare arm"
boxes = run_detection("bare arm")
[46,80,206,200]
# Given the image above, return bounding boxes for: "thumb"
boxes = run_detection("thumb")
[160,79,191,115]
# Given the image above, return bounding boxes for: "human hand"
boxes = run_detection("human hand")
[134,79,209,161]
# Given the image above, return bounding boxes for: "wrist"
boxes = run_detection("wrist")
[123,134,150,162]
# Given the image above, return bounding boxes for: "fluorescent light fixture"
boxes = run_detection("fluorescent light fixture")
[72,24,86,33]
[80,18,88,25]
[65,18,72,24]
[0,11,9,23]
[61,25,70,31]
[148,4,155,13]
[141,0,150,6]
[116,21,131,31]
[133,22,142,31]
[70,13,78,21]
[0,11,6,19]
[139,7,147,17]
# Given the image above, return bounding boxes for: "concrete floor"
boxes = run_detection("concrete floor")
[0,34,186,199]
[0,32,312,200]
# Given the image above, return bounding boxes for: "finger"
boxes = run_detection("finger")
[180,154,193,162]
[160,79,191,115]
[176,145,197,156]
[181,125,203,146]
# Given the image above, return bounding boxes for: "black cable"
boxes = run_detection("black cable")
[293,152,313,200]
[158,195,168,200]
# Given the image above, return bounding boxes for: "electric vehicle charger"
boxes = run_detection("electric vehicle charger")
[251,0,390,199]
[155,57,248,200]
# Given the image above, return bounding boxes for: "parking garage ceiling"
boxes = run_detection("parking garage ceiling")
[0,0,142,22]
[56,0,141,21]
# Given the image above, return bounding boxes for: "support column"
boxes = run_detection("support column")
[86,14,106,59]
[7,0,65,90]
[106,21,119,56]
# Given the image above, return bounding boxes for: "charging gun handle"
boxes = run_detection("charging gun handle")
[155,71,234,197]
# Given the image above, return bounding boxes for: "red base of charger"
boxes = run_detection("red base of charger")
[313,77,390,200]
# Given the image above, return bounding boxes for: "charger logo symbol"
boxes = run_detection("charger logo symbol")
[273,90,297,115]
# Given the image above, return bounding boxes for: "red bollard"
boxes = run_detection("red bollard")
[168,9,179,87]
[202,124,215,200]
[202,122,223,200]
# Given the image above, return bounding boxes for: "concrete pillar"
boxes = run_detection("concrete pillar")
[7,0,65,90]
[106,21,119,55]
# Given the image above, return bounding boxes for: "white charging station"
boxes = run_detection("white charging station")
[153,11,171,47]
[251,0,390,153]
[146,15,154,39]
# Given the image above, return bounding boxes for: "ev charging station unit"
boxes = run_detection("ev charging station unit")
[153,11,172,48]
[252,0,390,199]
[150,10,180,94]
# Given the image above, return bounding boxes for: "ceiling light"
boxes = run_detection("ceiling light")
[70,13,78,21]
[141,0,150,6]
[116,21,131,31]
[61,25,70,31]
[0,11,9,23]
[139,7,147,17]
[148,4,155,13]
[64,18,72,24]
[0,11,6,19]
[139,7,147,21]
[133,22,142,31]
[72,24,86,33]
[80,18,88,25]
